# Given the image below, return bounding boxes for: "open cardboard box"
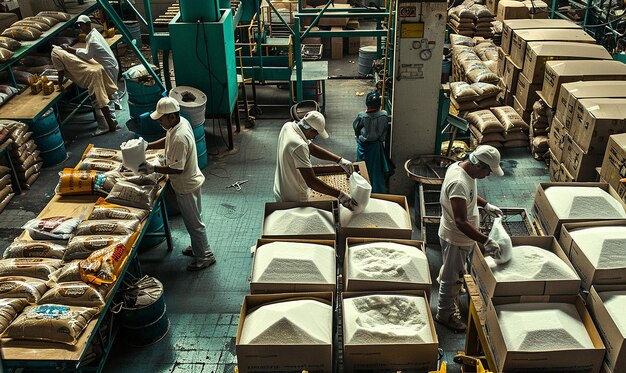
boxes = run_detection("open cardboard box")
[261,200,336,240]
[559,221,626,291]
[484,294,605,373]
[344,238,431,297]
[471,236,580,299]
[341,290,438,372]
[588,285,626,373]
[250,238,337,294]
[236,292,333,373]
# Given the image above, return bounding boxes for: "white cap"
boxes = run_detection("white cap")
[300,111,328,139]
[472,145,504,176]
[76,15,91,25]
[150,97,180,120]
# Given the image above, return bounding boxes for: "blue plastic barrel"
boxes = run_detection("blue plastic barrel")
[194,126,207,170]
[31,110,58,137]
[120,277,169,347]
[123,21,143,49]
[32,113,66,167]
[139,112,166,137]
[126,80,163,105]
[128,101,157,119]
[139,207,166,250]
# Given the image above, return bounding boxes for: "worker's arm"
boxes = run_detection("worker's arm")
[146,138,166,150]
[153,165,183,175]
[56,71,66,91]
[451,197,489,244]
[298,167,341,198]
[308,143,342,163]
[477,196,488,207]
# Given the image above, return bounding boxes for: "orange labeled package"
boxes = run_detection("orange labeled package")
[79,243,130,285]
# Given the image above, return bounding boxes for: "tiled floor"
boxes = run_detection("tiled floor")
[0,57,550,372]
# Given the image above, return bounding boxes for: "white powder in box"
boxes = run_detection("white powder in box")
[252,241,335,284]
[544,186,626,219]
[486,245,578,281]
[569,226,626,269]
[347,242,429,284]
[263,207,334,236]
[599,291,626,337]
[496,303,594,351]
[340,198,410,229]
[343,295,433,344]
[240,299,332,344]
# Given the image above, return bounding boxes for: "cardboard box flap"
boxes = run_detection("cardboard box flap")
[526,42,612,59]
[561,81,626,99]
[576,98,626,120]
[504,19,580,29]
[514,28,596,42]
[545,60,626,76]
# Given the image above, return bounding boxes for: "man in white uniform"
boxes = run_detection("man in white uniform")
[274,111,358,210]
[436,145,503,331]
[139,97,216,271]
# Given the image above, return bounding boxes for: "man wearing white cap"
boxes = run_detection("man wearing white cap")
[139,97,216,271]
[274,111,358,210]
[436,145,504,331]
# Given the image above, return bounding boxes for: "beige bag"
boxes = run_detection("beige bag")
[0,276,48,303]
[0,258,63,280]
[0,298,29,333]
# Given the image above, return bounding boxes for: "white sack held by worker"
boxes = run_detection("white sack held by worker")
[121,137,148,174]
[349,172,371,214]
[488,217,512,264]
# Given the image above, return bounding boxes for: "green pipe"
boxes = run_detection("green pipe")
[305,29,387,37]
[255,0,265,81]
[124,0,148,26]
[301,0,333,40]
[296,11,388,18]
[294,16,303,102]
[143,0,158,66]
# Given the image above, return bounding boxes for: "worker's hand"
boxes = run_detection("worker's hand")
[137,162,155,175]
[337,158,354,175]
[338,191,358,211]
[484,237,501,259]
[484,203,503,217]
[60,43,69,50]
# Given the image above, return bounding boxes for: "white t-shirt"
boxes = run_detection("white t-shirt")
[438,162,479,246]
[273,121,312,202]
[165,117,205,194]
[76,29,119,83]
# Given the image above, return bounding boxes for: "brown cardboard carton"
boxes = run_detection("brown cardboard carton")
[497,0,529,21]
[262,200,336,240]
[331,26,343,59]
[570,98,626,154]
[532,182,626,237]
[497,47,507,78]
[559,221,626,290]
[503,89,515,107]
[471,236,580,300]
[484,294,605,373]
[562,134,604,181]
[348,36,360,54]
[342,290,438,372]
[487,0,499,14]
[512,95,531,123]
[236,292,333,373]
[560,162,575,182]
[548,149,560,181]
[541,60,626,108]
[250,238,336,294]
[588,285,626,373]
[556,81,626,129]
[316,3,350,27]
[515,72,541,109]
[601,134,626,192]
[501,19,580,55]
[503,55,521,92]
[549,116,565,161]
[344,238,431,296]
[522,42,612,84]
[510,28,595,68]
[525,0,550,19]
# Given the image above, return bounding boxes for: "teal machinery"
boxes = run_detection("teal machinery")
[169,0,238,121]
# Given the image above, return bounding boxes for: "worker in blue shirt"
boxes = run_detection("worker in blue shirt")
[353,91,391,193]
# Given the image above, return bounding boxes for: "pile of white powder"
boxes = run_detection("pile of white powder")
[486,245,578,281]
[252,241,335,284]
[343,295,433,344]
[496,303,594,351]
[240,299,332,344]
[347,242,429,284]
[598,291,626,336]
[569,226,626,269]
[264,207,334,235]
[544,186,626,219]
[340,198,410,229]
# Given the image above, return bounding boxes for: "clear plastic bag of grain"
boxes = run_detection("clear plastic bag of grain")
[105,181,158,210]
[89,197,149,221]
[3,240,66,259]
[22,216,82,240]
[38,282,107,308]
[74,220,139,236]
[0,258,63,280]
[47,260,82,284]
[64,235,131,260]
[0,298,28,333]
[0,276,48,303]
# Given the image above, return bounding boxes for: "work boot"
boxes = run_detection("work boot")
[186,254,217,271]
[101,105,118,132]
[435,310,467,332]
[182,246,194,257]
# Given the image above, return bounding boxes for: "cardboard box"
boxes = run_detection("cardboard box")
[497,0,529,21]
[509,28,595,69]
[560,162,575,182]
[348,36,360,54]
[503,55,521,92]
[601,134,626,192]
[556,81,626,129]
[501,19,580,55]
[503,88,515,107]
[514,72,541,110]
[487,0,499,14]
[344,238,431,296]
[512,95,531,124]
[331,26,343,59]
[342,290,438,372]
[525,0,550,19]
[532,182,626,236]
[236,292,333,373]
[471,236,580,299]
[560,221,626,290]
[540,60,626,108]
[262,200,336,240]
[588,285,626,373]
[485,294,605,373]
[569,98,626,154]
[316,3,350,27]
[497,47,507,78]
[339,193,412,242]
[522,42,612,84]
[549,149,560,181]
[563,134,604,182]
[250,238,336,294]
[549,116,566,161]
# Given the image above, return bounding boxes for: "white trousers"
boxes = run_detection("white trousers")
[168,187,213,259]
[437,238,472,318]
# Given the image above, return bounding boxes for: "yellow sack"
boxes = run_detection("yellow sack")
[79,243,130,285]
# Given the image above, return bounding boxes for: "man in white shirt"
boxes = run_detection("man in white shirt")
[274,110,358,210]
[436,145,503,331]
[139,97,216,271]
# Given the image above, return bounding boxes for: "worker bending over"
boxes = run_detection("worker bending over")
[274,110,358,210]
[437,145,503,331]
[139,97,216,272]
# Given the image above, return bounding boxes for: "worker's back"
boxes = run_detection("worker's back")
[273,121,312,202]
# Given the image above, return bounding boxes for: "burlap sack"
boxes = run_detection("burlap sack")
[65,235,131,260]
[0,258,63,280]
[491,106,529,130]
[450,82,479,102]
[38,282,107,309]
[3,241,66,260]
[0,276,48,303]
[74,220,139,236]
[466,110,504,133]
[0,298,28,333]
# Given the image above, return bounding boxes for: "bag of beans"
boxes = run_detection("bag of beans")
[80,243,131,285]
[0,258,63,280]
[23,216,82,240]
[450,82,479,102]
[467,68,499,84]
[89,198,150,221]
[504,140,529,148]
[20,172,40,190]
[38,282,107,309]
[0,36,21,51]
[471,82,501,99]
[47,261,82,284]
[83,146,123,162]
[74,220,139,236]
[24,16,59,27]
[1,26,42,41]
[65,235,131,260]
[491,106,529,130]
[0,174,10,190]
[37,11,72,21]
[0,47,13,63]
[466,110,504,133]
[450,97,479,112]
[12,20,50,32]
[20,55,52,67]
[3,240,66,259]
[77,158,122,172]
[0,298,28,333]
[504,130,529,141]
[0,276,48,303]
[105,181,158,210]
[532,136,549,153]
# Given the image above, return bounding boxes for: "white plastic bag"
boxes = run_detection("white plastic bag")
[488,217,512,264]
[349,173,371,214]
[120,138,147,174]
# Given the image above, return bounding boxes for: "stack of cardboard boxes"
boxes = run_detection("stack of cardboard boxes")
[489,0,551,20]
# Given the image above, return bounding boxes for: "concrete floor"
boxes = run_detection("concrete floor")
[0,57,549,372]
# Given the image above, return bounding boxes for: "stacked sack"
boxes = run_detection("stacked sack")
[450,36,499,85]
[0,125,14,213]
[449,82,502,115]
[448,1,495,39]
[529,100,552,160]
[14,55,54,77]
[467,110,505,148]
[492,106,530,148]
[0,120,42,190]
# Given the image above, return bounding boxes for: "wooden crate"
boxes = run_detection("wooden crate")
[308,161,370,200]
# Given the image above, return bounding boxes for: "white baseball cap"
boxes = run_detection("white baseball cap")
[300,110,328,139]
[472,145,504,176]
[150,97,180,120]
[75,15,91,25]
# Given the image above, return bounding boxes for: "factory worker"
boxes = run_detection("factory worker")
[139,97,217,271]
[353,91,391,193]
[436,145,503,331]
[274,110,358,210]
